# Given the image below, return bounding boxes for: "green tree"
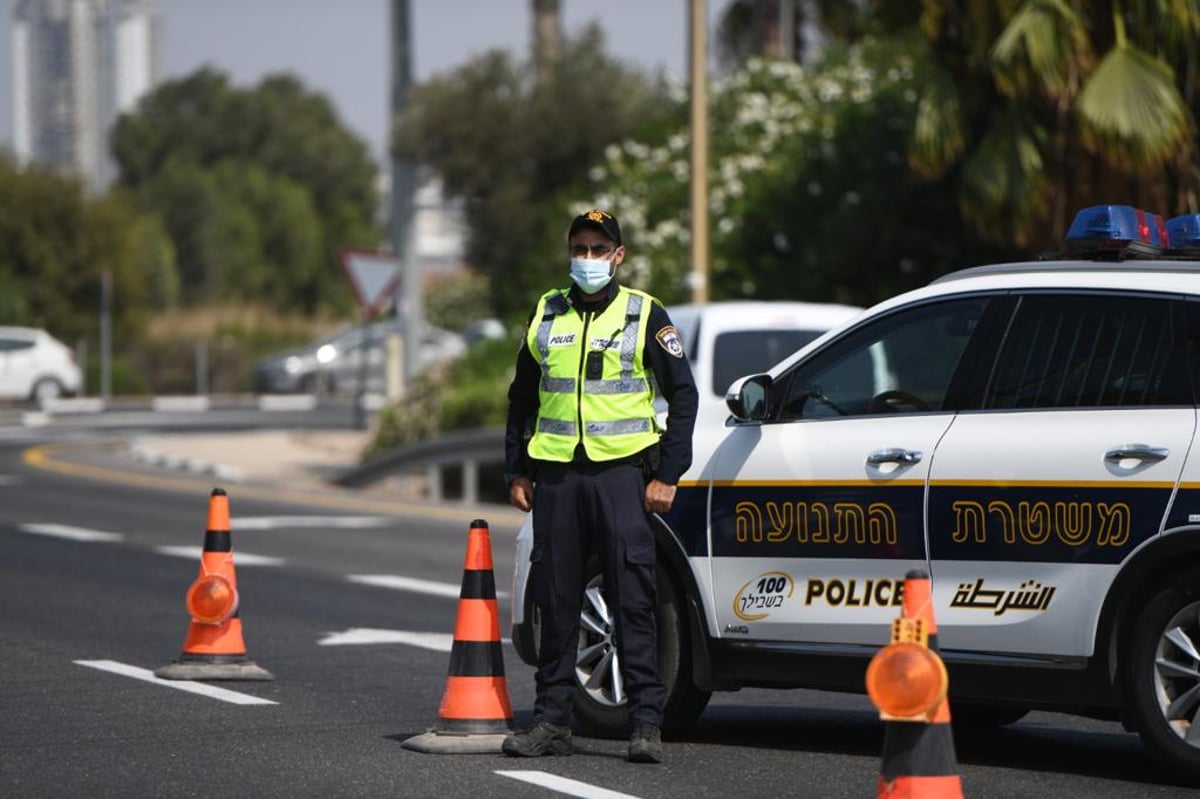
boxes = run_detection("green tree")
[393,25,680,320]
[907,0,1200,246]
[716,0,871,68]
[111,69,382,312]
[579,39,1022,308]
[0,155,165,342]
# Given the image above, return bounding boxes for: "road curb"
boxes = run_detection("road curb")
[129,439,244,482]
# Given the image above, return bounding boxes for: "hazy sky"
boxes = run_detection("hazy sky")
[0,0,731,164]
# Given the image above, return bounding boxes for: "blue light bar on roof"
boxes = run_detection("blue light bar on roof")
[1166,214,1200,251]
[1066,205,1166,254]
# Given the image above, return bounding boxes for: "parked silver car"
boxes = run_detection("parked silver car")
[252,321,466,395]
[0,326,82,405]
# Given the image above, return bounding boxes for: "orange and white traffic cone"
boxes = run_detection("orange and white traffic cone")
[155,488,273,681]
[867,569,962,798]
[403,518,513,753]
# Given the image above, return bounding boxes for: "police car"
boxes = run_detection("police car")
[509,207,1200,778]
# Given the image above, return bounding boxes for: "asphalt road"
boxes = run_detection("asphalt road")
[2,429,1198,798]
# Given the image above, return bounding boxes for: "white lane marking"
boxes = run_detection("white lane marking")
[0,474,23,486]
[154,545,284,566]
[496,771,643,799]
[74,660,277,706]
[233,516,393,531]
[317,628,455,651]
[17,523,124,543]
[347,574,462,598]
[347,574,511,600]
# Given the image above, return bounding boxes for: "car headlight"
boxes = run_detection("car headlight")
[284,356,303,374]
[316,344,337,364]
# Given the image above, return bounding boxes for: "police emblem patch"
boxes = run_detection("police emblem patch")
[656,326,684,358]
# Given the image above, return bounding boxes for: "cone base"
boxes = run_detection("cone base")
[401,730,509,754]
[434,716,513,735]
[155,657,275,681]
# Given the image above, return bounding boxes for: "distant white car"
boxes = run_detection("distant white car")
[0,327,82,405]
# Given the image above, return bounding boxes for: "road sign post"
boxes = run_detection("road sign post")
[339,250,403,429]
[339,249,402,319]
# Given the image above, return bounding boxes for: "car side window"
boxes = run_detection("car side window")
[984,294,1190,409]
[1188,301,1200,405]
[775,297,990,420]
[0,337,35,353]
[711,329,821,398]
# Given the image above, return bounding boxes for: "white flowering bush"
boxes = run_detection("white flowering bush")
[573,38,989,305]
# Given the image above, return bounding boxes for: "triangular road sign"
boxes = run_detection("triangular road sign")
[339,249,402,317]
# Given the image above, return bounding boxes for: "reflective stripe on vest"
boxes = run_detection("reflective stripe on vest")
[526,287,660,462]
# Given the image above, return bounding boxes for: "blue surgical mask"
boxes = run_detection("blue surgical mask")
[569,257,615,294]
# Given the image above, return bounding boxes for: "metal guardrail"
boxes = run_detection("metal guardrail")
[332,426,507,505]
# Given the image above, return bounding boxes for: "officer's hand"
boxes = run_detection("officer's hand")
[644,479,676,515]
[510,476,534,513]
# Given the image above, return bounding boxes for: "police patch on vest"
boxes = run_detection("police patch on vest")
[589,336,621,350]
[547,333,577,347]
[656,326,684,358]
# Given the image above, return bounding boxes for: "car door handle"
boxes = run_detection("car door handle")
[866,448,923,466]
[1105,445,1170,463]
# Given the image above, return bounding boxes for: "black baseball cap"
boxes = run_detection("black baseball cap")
[568,209,622,246]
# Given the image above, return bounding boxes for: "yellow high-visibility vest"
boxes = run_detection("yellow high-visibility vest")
[526,286,660,462]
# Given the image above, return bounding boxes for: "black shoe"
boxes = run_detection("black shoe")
[501,722,573,757]
[628,722,662,763]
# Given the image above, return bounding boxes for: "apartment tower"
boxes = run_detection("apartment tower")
[12,0,159,191]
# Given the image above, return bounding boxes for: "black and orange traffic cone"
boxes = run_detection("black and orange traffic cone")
[866,569,962,798]
[403,519,513,753]
[155,488,273,681]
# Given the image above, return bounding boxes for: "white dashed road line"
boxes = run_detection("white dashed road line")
[347,573,511,600]
[0,474,23,486]
[233,516,393,531]
[153,545,285,566]
[495,771,643,799]
[74,660,277,705]
[317,628,455,650]
[17,523,124,542]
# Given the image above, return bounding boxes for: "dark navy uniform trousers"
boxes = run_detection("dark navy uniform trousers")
[530,459,664,728]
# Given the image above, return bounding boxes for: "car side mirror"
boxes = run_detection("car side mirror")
[726,373,772,421]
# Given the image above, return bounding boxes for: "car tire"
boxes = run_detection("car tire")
[570,558,711,739]
[1123,567,1200,779]
[30,378,64,406]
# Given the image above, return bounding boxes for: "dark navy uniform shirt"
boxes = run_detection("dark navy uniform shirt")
[505,280,699,485]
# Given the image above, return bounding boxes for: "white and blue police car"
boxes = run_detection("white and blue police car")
[510,206,1200,779]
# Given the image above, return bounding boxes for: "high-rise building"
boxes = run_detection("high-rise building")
[12,0,159,191]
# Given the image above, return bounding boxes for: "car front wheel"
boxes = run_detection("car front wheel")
[30,378,64,406]
[570,559,711,739]
[1124,567,1200,780]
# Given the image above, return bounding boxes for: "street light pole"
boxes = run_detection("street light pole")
[390,0,420,390]
[688,0,709,304]
[100,270,112,400]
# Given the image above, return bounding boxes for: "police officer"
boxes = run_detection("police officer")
[501,209,698,764]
